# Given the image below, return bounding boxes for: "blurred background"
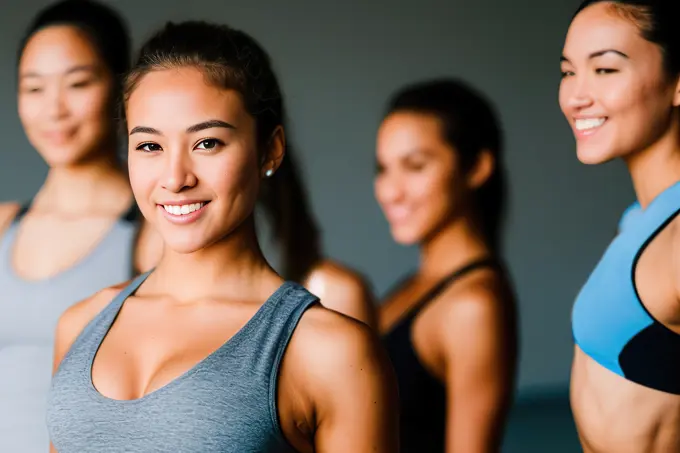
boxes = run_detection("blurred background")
[1,0,636,450]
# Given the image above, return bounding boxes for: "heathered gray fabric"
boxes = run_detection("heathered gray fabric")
[46,271,318,452]
[0,207,139,453]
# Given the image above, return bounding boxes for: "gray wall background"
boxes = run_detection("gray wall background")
[0,0,634,400]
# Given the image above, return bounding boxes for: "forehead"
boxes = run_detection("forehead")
[20,25,100,75]
[380,112,442,143]
[377,111,450,158]
[126,67,249,129]
[563,3,652,59]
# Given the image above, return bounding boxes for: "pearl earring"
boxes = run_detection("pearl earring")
[265,169,274,178]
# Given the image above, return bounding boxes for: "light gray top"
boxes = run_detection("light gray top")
[46,271,318,452]
[0,205,139,453]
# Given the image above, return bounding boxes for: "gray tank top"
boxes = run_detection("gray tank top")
[46,271,318,453]
[0,204,139,453]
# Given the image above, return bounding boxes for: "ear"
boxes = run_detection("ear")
[673,74,680,107]
[260,126,286,178]
[466,149,495,190]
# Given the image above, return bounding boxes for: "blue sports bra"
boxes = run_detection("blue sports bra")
[572,180,680,394]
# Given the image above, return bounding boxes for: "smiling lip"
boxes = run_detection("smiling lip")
[42,129,75,144]
[384,206,413,224]
[573,116,607,139]
[157,200,210,225]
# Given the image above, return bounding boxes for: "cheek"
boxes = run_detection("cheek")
[128,157,158,207]
[373,176,388,206]
[416,171,460,222]
[215,157,258,202]
[18,96,42,130]
[418,171,452,203]
[70,90,110,126]
[604,79,672,141]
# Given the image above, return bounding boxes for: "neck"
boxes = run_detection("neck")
[34,152,130,214]
[151,217,278,302]
[419,215,492,280]
[625,119,680,208]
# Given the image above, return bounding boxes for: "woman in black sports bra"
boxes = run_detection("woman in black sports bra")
[375,78,519,453]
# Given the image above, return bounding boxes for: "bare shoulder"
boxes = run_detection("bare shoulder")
[52,281,130,372]
[0,202,21,235]
[433,271,516,345]
[305,259,377,328]
[288,304,390,383]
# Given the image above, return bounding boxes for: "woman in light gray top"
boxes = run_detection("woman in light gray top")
[0,1,161,452]
[47,20,399,453]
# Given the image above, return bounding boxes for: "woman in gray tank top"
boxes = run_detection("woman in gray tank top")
[0,2,161,451]
[46,20,399,453]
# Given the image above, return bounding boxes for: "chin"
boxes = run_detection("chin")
[576,145,615,165]
[39,146,96,167]
[159,234,211,255]
[390,226,422,246]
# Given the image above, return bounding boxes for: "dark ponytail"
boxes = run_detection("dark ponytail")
[258,145,323,283]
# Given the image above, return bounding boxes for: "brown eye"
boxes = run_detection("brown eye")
[194,138,223,150]
[136,142,162,152]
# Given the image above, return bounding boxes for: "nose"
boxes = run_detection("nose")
[375,171,405,206]
[161,151,198,193]
[564,74,594,111]
[46,85,68,121]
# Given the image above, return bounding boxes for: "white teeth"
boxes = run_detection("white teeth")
[575,117,606,131]
[163,202,205,216]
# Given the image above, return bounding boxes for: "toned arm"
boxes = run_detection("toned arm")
[440,285,517,453]
[290,310,399,452]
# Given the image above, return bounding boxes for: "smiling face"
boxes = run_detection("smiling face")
[126,66,273,254]
[374,111,471,245]
[18,25,116,167]
[559,2,680,164]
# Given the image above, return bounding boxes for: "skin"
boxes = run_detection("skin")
[50,66,399,453]
[304,260,378,329]
[560,3,680,452]
[375,111,517,453]
[0,25,157,280]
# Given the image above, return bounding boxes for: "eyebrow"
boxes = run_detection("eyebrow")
[20,64,97,79]
[129,119,236,136]
[560,49,629,63]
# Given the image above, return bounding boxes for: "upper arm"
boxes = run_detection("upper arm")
[439,287,517,453]
[52,285,126,375]
[306,262,378,330]
[134,220,163,273]
[301,315,399,453]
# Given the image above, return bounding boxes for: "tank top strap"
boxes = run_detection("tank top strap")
[243,282,319,364]
[13,202,30,221]
[411,257,499,316]
[62,271,153,369]
[258,282,318,432]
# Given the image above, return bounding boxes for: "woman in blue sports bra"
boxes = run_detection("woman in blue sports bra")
[0,2,160,452]
[562,1,680,452]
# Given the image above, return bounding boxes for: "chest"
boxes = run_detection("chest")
[381,282,447,384]
[12,215,132,281]
[48,367,291,453]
